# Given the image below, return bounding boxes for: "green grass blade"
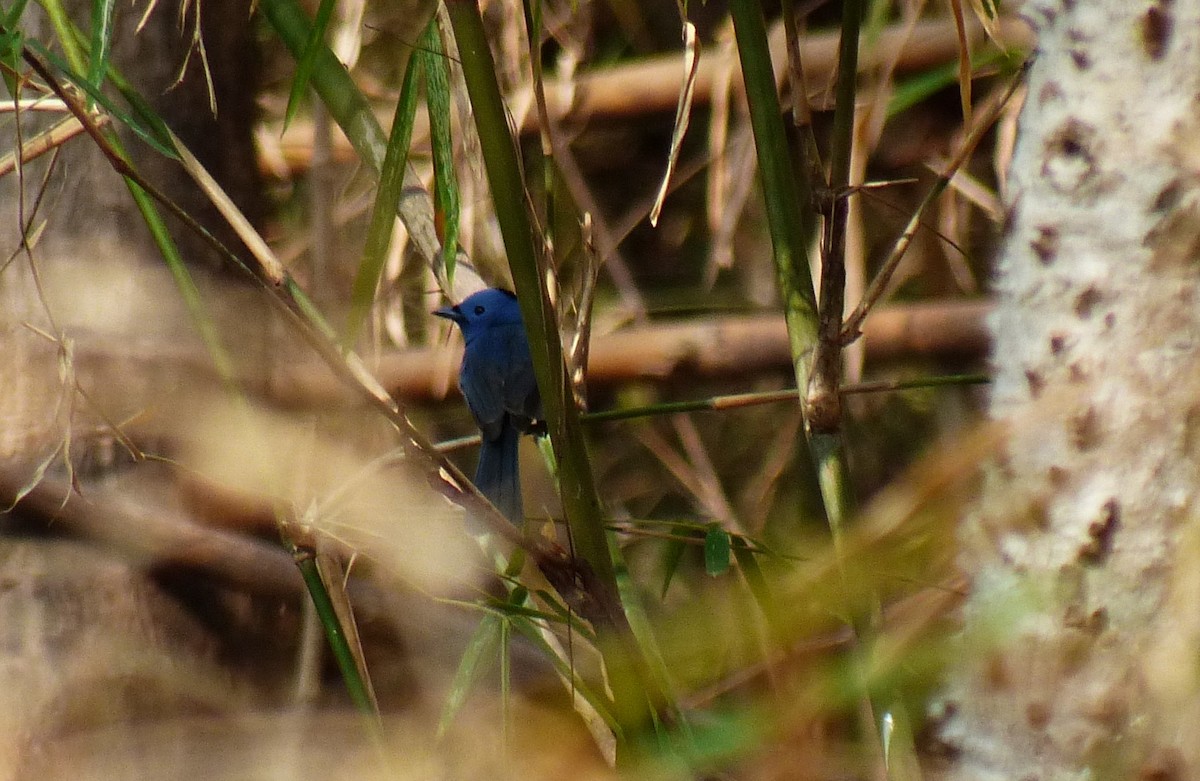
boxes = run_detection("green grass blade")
[438,613,502,737]
[26,39,178,158]
[0,0,29,28]
[0,0,30,96]
[28,9,237,386]
[283,0,336,130]
[482,597,579,625]
[530,589,598,643]
[888,46,1018,118]
[113,75,186,154]
[260,0,458,285]
[290,544,380,720]
[608,539,697,759]
[0,25,23,96]
[127,176,239,384]
[344,28,423,345]
[659,526,693,599]
[85,0,113,92]
[418,19,459,286]
[731,536,777,627]
[260,0,386,170]
[508,615,619,731]
[33,0,82,71]
[499,612,512,740]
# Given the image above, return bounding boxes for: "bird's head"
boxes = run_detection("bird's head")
[434,288,523,339]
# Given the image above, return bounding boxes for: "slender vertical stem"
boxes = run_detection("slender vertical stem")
[828,0,864,211]
[727,6,879,763]
[780,0,825,190]
[289,541,380,719]
[444,0,664,748]
[442,0,601,573]
[726,0,819,396]
[806,0,863,435]
[726,0,860,541]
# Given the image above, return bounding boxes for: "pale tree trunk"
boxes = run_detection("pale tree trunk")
[939,1,1200,778]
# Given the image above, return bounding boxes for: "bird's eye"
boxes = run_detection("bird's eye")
[474,305,486,315]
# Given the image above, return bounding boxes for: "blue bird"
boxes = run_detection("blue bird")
[435,288,542,528]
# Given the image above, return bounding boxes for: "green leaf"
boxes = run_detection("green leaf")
[507,615,619,730]
[418,19,459,286]
[499,617,511,732]
[532,588,597,643]
[85,0,114,92]
[0,26,23,97]
[343,28,423,344]
[114,82,180,155]
[482,597,572,625]
[507,583,529,605]
[0,0,29,97]
[504,546,526,578]
[703,523,731,577]
[0,0,30,28]
[888,46,1012,118]
[26,40,178,159]
[732,536,776,623]
[659,525,696,599]
[283,0,336,130]
[437,613,501,737]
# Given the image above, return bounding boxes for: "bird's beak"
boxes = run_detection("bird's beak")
[433,304,463,324]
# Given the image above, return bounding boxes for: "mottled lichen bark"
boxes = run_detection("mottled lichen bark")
[941,2,1200,779]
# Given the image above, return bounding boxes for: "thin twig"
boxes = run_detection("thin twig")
[780,0,826,194]
[0,97,68,112]
[0,113,96,177]
[841,59,1028,343]
[431,372,992,455]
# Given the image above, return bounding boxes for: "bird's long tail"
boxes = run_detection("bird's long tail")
[473,423,522,528]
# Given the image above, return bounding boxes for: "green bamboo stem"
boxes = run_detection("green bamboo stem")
[443,0,664,745]
[433,372,989,456]
[727,0,819,387]
[807,7,911,773]
[726,4,888,760]
[442,0,608,580]
[726,0,856,542]
[288,541,381,722]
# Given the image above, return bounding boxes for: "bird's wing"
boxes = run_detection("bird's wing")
[460,346,508,442]
[499,323,542,428]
